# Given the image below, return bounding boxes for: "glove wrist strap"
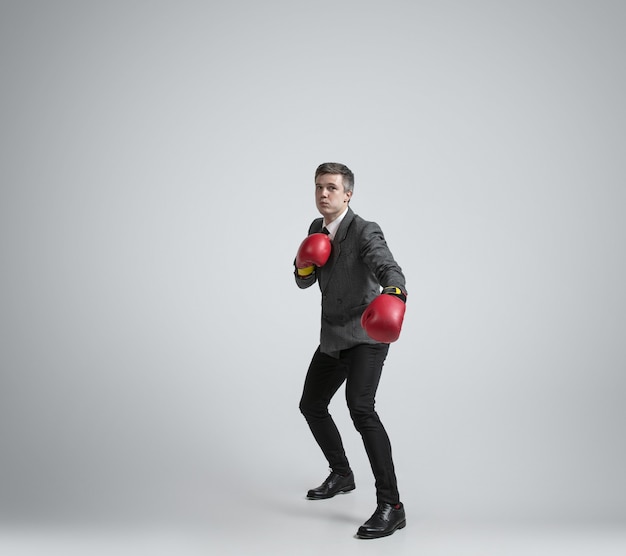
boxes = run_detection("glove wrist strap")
[297,265,315,277]
[382,286,407,302]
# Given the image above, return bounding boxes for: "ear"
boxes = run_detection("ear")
[345,190,352,203]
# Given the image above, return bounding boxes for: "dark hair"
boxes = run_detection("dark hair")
[315,162,354,194]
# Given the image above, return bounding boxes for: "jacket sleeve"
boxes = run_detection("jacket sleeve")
[359,221,406,293]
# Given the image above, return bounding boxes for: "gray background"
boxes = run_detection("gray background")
[1,0,625,551]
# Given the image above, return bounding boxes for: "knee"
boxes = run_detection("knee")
[299,398,310,416]
[299,397,328,420]
[298,398,320,419]
[347,400,378,430]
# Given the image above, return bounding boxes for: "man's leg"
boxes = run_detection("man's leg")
[343,343,400,505]
[299,347,350,475]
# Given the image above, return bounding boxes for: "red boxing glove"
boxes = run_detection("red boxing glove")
[295,233,332,276]
[361,291,406,343]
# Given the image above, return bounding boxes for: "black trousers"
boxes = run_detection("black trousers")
[299,343,400,504]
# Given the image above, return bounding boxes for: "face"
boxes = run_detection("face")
[315,173,352,222]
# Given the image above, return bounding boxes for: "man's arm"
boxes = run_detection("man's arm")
[294,219,328,290]
[358,221,407,342]
[359,221,406,293]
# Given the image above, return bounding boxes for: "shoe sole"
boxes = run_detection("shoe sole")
[306,484,356,500]
[356,518,406,539]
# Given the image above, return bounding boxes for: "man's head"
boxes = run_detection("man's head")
[314,162,354,223]
[315,162,354,195]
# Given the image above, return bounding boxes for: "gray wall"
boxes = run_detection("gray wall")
[1,0,625,527]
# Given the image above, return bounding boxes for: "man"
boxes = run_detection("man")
[294,162,407,539]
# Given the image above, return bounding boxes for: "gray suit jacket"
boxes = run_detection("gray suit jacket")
[295,207,406,357]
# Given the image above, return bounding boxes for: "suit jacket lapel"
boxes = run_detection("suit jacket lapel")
[321,208,354,293]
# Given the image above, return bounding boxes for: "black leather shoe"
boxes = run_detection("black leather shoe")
[306,471,355,500]
[356,502,406,539]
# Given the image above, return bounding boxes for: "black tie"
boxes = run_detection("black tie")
[322,227,330,235]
